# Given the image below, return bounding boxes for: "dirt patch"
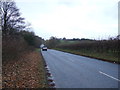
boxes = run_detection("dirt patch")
[2,51,48,88]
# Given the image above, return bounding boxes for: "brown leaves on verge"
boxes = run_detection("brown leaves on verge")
[2,51,47,88]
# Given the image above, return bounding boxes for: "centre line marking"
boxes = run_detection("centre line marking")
[99,71,120,82]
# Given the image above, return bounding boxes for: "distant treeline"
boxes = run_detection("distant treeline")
[51,35,119,63]
[56,37,119,53]
[45,36,119,59]
[46,36,119,52]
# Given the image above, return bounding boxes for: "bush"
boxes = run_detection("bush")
[56,38,119,55]
[20,31,35,46]
[2,35,28,62]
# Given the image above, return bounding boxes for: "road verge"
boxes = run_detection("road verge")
[40,50,56,88]
[2,49,48,88]
[54,48,119,64]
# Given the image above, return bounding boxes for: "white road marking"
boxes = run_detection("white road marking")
[99,71,120,82]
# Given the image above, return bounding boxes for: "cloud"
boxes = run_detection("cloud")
[16,0,119,39]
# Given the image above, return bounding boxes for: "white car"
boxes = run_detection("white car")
[42,47,47,51]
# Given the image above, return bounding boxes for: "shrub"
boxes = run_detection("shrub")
[2,35,28,62]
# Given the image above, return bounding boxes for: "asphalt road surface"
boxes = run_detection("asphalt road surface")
[41,49,119,88]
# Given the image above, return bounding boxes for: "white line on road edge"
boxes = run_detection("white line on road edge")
[99,71,120,82]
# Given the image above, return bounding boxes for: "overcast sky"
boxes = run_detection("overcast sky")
[16,0,119,40]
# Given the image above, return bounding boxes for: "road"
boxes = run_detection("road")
[41,49,119,88]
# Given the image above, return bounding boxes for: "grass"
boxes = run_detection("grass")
[54,48,119,64]
[2,49,48,88]
[59,40,79,45]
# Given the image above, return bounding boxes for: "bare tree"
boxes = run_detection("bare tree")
[0,0,25,36]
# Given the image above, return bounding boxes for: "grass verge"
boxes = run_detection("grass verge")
[54,48,119,64]
[2,49,48,88]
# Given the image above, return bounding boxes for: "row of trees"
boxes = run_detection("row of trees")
[45,37,93,48]
[45,37,60,48]
[1,0,44,62]
[55,36,119,58]
[45,36,119,56]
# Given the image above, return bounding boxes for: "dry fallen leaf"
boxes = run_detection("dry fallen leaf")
[2,51,48,88]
